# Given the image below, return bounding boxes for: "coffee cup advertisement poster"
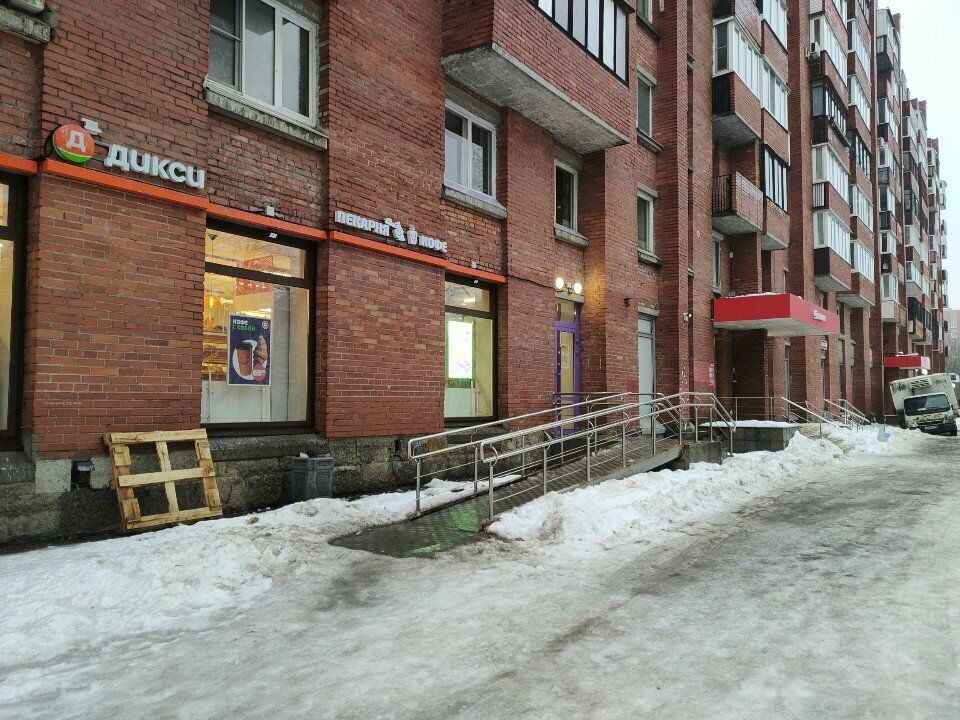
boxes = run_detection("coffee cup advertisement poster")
[228,314,271,386]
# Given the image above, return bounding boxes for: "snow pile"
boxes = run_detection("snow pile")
[488,426,915,551]
[0,477,499,669]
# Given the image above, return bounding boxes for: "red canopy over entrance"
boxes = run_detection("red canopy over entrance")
[883,354,931,370]
[713,293,840,337]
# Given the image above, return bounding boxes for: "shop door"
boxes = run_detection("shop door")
[638,315,656,417]
[0,174,25,448]
[555,300,580,425]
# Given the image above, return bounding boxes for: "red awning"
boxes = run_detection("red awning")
[883,353,931,370]
[713,293,840,337]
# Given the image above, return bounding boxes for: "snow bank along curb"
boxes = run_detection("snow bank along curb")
[0,476,507,669]
[487,425,918,552]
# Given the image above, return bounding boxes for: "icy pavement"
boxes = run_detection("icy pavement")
[2,426,958,719]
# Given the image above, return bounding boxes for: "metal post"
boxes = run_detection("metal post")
[694,406,699,442]
[488,463,495,520]
[473,446,479,495]
[586,433,592,483]
[415,460,422,514]
[520,435,526,477]
[621,423,627,467]
[709,407,714,443]
[734,397,739,423]
[542,447,548,495]
[651,410,657,454]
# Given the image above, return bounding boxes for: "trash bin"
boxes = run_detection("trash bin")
[289,455,335,501]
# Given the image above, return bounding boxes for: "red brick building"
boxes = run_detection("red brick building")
[0,0,949,543]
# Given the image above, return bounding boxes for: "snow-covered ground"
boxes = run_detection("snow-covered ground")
[0,425,933,719]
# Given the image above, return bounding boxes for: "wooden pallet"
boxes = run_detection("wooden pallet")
[103,429,223,532]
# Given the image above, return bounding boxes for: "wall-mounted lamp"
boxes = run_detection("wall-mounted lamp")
[683,312,693,322]
[555,277,584,296]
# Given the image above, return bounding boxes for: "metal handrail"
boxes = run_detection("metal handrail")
[478,392,737,520]
[407,391,636,513]
[408,391,636,461]
[834,399,871,426]
[782,396,832,436]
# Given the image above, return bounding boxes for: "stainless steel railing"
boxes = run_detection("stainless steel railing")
[407,392,636,514]
[477,392,737,520]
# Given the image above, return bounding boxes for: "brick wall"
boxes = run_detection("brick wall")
[0,33,41,158]
[23,176,205,457]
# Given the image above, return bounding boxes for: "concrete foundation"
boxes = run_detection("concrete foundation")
[730,426,800,454]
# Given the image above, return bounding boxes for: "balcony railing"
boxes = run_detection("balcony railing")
[712,173,763,234]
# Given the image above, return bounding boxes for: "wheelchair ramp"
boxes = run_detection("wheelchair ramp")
[330,435,682,558]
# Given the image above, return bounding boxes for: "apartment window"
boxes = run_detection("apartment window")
[814,209,852,263]
[637,74,653,137]
[762,146,788,211]
[846,131,872,176]
[848,20,870,73]
[848,74,871,125]
[555,162,578,231]
[762,63,788,129]
[445,103,496,200]
[532,0,628,80]
[202,226,313,425]
[209,0,317,123]
[851,241,875,283]
[712,233,722,291]
[713,19,763,100]
[810,16,845,78]
[811,79,847,135]
[813,144,849,197]
[763,0,788,48]
[880,273,900,302]
[637,0,652,22]
[849,184,874,232]
[881,232,896,254]
[637,193,654,254]
[445,280,496,421]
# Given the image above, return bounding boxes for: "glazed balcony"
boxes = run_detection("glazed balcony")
[808,51,847,104]
[811,116,848,163]
[812,182,851,218]
[762,199,789,251]
[814,246,853,293]
[882,299,907,327]
[713,0,762,46]
[712,173,763,234]
[440,0,632,153]
[877,30,900,75]
[712,72,762,148]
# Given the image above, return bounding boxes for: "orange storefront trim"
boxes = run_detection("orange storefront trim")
[0,152,39,176]
[35,159,506,284]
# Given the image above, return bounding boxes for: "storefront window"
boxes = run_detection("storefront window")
[0,177,23,439]
[445,279,496,421]
[202,227,312,425]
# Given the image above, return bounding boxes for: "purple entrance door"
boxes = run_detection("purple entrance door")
[555,300,581,427]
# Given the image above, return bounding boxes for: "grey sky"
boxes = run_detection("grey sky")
[882,0,960,307]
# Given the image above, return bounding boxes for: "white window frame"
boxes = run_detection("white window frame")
[849,183,874,232]
[207,0,319,127]
[555,160,579,231]
[713,19,763,101]
[813,209,852,263]
[813,143,849,198]
[848,74,871,125]
[810,16,845,78]
[848,19,870,73]
[444,100,498,203]
[637,0,652,22]
[637,191,655,255]
[763,0,788,48]
[851,240,875,283]
[762,62,788,130]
